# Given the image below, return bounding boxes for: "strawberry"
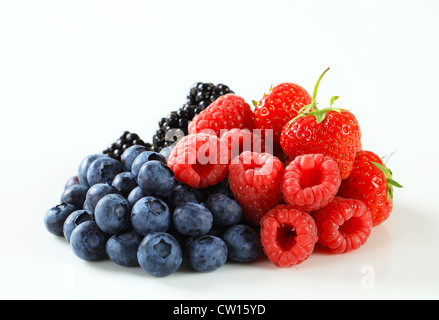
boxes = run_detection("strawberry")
[280,68,362,179]
[253,83,312,154]
[337,150,402,226]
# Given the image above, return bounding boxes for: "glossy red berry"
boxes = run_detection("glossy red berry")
[254,83,312,153]
[280,68,362,179]
[337,150,402,226]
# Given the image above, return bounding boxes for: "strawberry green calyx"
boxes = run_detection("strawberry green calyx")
[371,161,403,201]
[289,67,344,124]
[303,107,342,123]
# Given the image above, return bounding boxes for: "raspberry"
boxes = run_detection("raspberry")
[221,128,272,162]
[260,204,318,267]
[167,133,229,189]
[312,197,372,254]
[228,151,284,226]
[188,94,254,137]
[282,154,341,212]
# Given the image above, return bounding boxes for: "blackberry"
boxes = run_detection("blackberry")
[103,131,151,161]
[152,82,234,152]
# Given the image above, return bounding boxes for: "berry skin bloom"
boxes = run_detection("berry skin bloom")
[260,205,318,267]
[188,94,254,137]
[312,197,373,254]
[228,152,284,226]
[282,154,341,212]
[167,133,229,189]
[337,150,402,227]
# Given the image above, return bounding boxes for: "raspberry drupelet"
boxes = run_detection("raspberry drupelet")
[312,197,373,254]
[260,204,318,267]
[188,94,254,137]
[282,154,341,212]
[220,128,272,163]
[228,151,284,226]
[167,133,229,189]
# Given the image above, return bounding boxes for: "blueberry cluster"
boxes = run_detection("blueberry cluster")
[103,131,151,161]
[44,145,260,277]
[152,82,234,152]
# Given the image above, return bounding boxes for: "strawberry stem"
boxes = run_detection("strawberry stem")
[310,67,331,111]
[286,67,340,126]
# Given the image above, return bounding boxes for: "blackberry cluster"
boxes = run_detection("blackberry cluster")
[152,82,234,152]
[103,131,151,161]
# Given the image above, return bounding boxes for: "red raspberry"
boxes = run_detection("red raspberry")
[167,133,229,189]
[282,154,341,212]
[312,197,372,254]
[260,205,318,267]
[228,152,284,226]
[221,128,272,162]
[188,94,254,137]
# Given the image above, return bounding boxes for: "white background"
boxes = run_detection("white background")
[1,0,438,299]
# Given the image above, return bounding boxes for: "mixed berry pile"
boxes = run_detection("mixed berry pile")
[45,69,402,277]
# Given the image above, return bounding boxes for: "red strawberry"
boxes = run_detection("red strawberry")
[254,82,312,153]
[337,150,402,226]
[280,68,362,179]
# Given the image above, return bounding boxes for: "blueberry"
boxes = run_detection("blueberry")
[63,210,93,242]
[222,224,261,263]
[207,224,225,237]
[159,145,174,161]
[137,160,176,199]
[187,235,228,272]
[201,180,234,199]
[131,151,167,181]
[44,203,77,237]
[85,183,118,215]
[86,157,123,186]
[205,193,243,227]
[127,186,145,208]
[137,232,183,277]
[70,221,108,261]
[131,196,171,236]
[60,184,89,208]
[168,183,203,209]
[64,176,80,190]
[78,154,108,187]
[131,151,153,180]
[120,145,148,172]
[111,172,137,198]
[83,199,92,213]
[106,230,143,267]
[94,194,130,235]
[173,202,213,237]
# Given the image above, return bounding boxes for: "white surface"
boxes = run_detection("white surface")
[1,0,439,300]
